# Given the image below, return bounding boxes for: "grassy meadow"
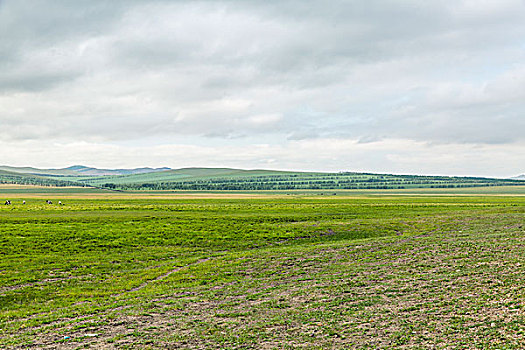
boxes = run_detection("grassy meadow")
[0,187,524,349]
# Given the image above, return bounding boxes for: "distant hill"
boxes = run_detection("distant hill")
[67,168,314,187]
[511,175,525,180]
[62,165,171,176]
[1,166,524,191]
[0,165,171,177]
[0,166,79,176]
[0,169,87,187]
[65,167,525,191]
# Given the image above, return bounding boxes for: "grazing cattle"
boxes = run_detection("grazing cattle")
[22,200,26,205]
[4,200,10,205]
[46,200,52,204]
[58,201,62,205]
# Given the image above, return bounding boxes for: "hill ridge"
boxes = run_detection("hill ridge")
[1,165,524,191]
[0,165,172,177]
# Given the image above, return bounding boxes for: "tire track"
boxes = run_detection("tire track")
[115,257,212,296]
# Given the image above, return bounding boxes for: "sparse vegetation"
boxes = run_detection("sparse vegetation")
[0,190,524,348]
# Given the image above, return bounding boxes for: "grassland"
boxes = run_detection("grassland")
[0,189,524,349]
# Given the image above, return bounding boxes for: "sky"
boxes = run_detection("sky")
[0,0,524,177]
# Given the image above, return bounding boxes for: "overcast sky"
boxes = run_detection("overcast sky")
[1,0,524,177]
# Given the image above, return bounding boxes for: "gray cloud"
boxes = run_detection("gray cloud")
[0,0,524,175]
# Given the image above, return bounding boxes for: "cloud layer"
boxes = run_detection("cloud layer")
[1,0,524,176]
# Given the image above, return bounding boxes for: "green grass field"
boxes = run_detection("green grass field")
[1,189,524,349]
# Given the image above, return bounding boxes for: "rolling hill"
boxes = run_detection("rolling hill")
[0,165,171,177]
[87,169,522,191]
[0,166,79,176]
[0,169,87,187]
[1,165,524,191]
[62,165,171,176]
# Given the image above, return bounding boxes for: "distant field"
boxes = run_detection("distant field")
[0,186,109,196]
[0,184,51,189]
[133,185,525,196]
[0,192,524,349]
[0,184,90,190]
[2,184,525,197]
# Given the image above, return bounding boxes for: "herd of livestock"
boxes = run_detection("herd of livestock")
[4,200,63,205]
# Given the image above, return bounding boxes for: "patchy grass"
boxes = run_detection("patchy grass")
[0,195,524,349]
